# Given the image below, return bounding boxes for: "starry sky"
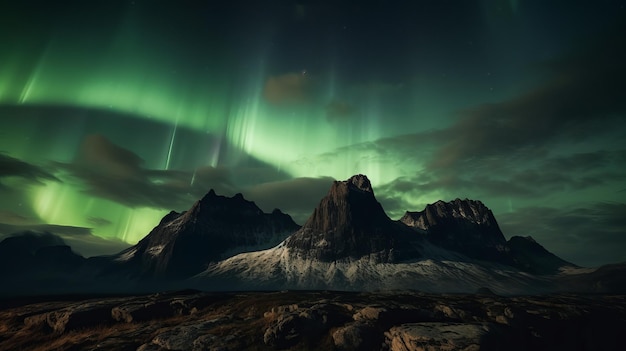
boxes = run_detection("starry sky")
[0,0,624,266]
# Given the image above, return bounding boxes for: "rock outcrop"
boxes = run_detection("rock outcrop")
[385,323,494,351]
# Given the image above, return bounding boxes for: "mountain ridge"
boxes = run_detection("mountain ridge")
[193,175,579,293]
[0,174,620,296]
[112,189,300,279]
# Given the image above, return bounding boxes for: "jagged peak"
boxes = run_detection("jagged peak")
[404,198,491,218]
[430,198,487,208]
[182,189,263,220]
[401,198,500,232]
[198,189,218,203]
[346,174,373,193]
[198,190,250,205]
[296,174,390,231]
[324,174,375,200]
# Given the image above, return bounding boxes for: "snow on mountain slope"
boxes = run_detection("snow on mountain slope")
[195,240,552,295]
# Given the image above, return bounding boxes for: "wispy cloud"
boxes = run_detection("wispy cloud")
[263,72,312,106]
[497,203,626,267]
[0,153,59,189]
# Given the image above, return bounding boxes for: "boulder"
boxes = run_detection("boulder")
[332,322,377,351]
[385,323,492,351]
[263,303,349,348]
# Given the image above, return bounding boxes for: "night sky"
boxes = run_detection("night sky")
[1,1,624,266]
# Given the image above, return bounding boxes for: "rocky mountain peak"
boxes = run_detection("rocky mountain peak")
[408,199,495,227]
[401,198,508,262]
[285,175,420,263]
[301,174,388,233]
[346,174,373,193]
[401,198,500,232]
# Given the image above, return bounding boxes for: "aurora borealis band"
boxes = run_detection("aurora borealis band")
[1,1,625,267]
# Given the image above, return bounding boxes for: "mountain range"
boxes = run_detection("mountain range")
[1,174,624,296]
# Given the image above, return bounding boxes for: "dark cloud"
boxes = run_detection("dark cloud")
[57,134,199,210]
[187,166,236,195]
[227,166,292,188]
[59,135,270,210]
[63,234,130,257]
[497,203,626,267]
[0,210,36,226]
[430,19,626,170]
[0,153,58,188]
[245,176,335,224]
[326,100,357,121]
[87,216,112,227]
[0,223,92,237]
[77,134,143,178]
[376,192,414,220]
[364,19,625,168]
[372,148,626,221]
[307,22,626,218]
[0,225,131,258]
[55,135,331,220]
[263,72,312,105]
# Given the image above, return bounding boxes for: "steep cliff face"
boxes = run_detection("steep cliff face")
[285,175,421,263]
[117,190,300,279]
[401,199,510,263]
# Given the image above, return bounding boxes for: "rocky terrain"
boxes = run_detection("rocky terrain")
[1,290,625,351]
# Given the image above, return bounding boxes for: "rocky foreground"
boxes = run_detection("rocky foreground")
[1,291,625,351]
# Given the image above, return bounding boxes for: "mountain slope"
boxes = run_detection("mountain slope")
[113,190,299,279]
[507,235,577,274]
